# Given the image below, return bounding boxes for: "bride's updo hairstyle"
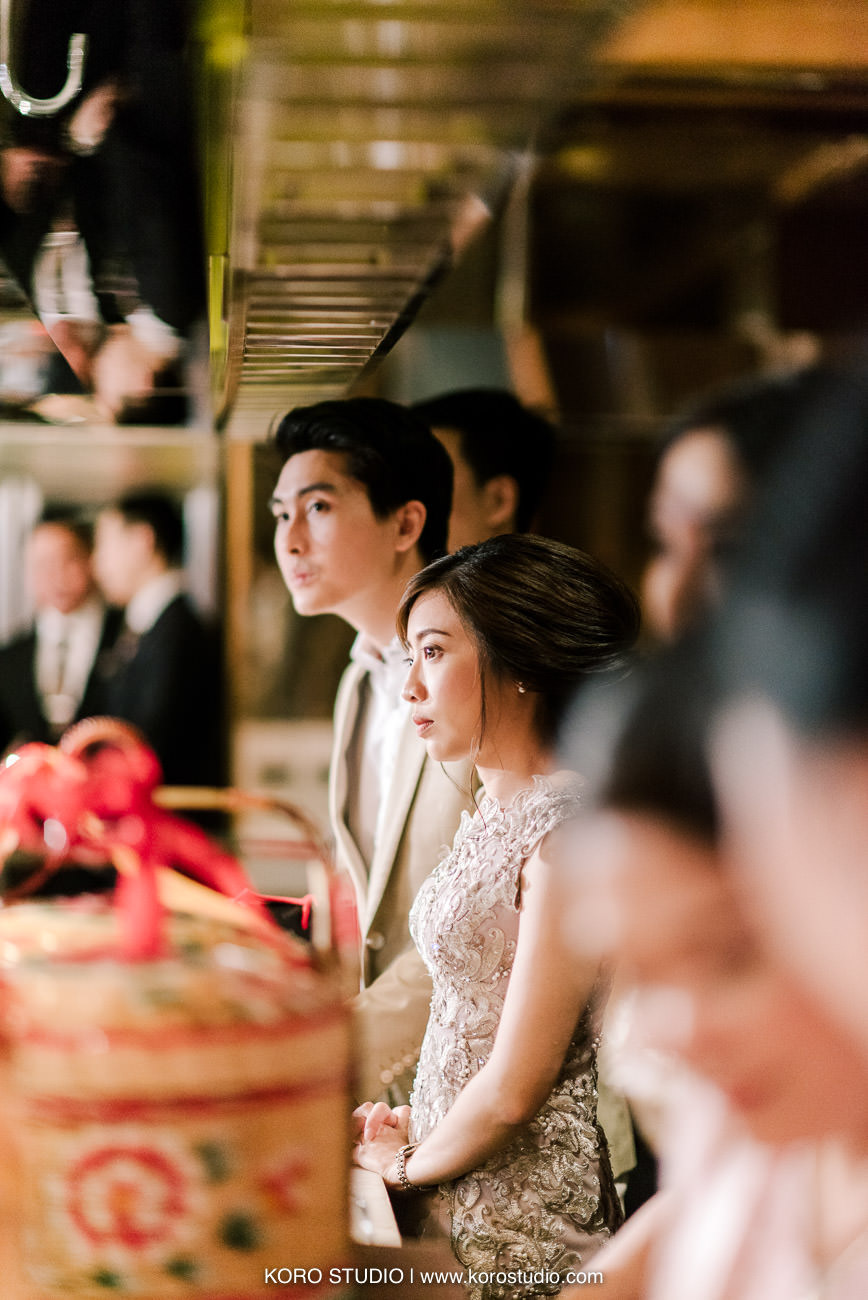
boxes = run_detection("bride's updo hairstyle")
[397,533,640,746]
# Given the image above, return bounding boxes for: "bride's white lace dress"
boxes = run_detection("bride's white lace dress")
[409,777,621,1299]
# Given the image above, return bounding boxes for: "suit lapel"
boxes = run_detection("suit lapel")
[98,606,125,653]
[79,607,124,718]
[364,709,426,929]
[329,662,370,915]
[12,633,47,740]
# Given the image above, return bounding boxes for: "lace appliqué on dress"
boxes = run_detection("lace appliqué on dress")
[409,777,620,1299]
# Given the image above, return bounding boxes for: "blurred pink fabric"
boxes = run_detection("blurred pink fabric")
[649,1078,868,1300]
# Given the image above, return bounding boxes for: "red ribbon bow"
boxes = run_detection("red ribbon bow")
[0,719,312,959]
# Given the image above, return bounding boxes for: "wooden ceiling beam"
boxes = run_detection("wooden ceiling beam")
[598,0,868,72]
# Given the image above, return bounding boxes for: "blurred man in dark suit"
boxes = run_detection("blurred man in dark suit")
[0,512,121,752]
[92,490,223,786]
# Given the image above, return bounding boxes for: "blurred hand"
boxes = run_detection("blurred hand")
[66,80,123,154]
[0,146,65,212]
[91,325,162,421]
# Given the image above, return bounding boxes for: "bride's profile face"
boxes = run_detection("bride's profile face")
[402,589,500,764]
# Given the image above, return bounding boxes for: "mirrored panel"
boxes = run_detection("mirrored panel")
[0,428,220,639]
[0,0,206,425]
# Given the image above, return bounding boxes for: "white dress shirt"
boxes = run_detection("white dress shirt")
[35,593,105,730]
[344,633,411,874]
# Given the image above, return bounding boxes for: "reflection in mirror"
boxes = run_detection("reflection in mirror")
[0,431,224,825]
[0,431,219,643]
[0,0,205,426]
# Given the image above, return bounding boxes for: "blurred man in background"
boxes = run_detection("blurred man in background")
[92,490,222,786]
[412,387,556,550]
[0,512,120,751]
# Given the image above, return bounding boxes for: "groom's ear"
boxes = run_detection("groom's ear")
[394,500,426,554]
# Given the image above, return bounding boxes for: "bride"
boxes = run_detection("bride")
[352,533,639,1298]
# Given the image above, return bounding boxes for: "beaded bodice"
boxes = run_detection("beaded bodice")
[407,776,616,1298]
[410,777,588,1128]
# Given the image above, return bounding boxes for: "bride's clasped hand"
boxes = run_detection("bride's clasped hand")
[352,1102,410,1187]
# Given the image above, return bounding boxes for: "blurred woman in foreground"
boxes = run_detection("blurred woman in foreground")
[559,644,868,1300]
[710,367,868,1064]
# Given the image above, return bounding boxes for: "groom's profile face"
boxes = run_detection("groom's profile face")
[271,447,401,623]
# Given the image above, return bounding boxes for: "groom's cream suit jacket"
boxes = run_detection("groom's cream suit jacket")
[329,658,476,1105]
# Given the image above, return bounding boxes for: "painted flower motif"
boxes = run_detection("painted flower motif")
[68,1144,186,1250]
[259,1148,312,1214]
[57,1128,203,1264]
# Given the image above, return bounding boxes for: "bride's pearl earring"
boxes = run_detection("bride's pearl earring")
[516,682,527,694]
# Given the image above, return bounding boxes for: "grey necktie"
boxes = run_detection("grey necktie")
[44,633,75,735]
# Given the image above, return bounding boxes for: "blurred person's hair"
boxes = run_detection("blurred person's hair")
[112,491,185,567]
[659,366,831,487]
[563,638,719,845]
[714,366,868,739]
[412,388,556,532]
[35,508,93,552]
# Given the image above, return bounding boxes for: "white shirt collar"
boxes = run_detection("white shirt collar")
[345,632,411,871]
[124,570,186,635]
[35,592,104,643]
[350,633,408,683]
[34,594,107,719]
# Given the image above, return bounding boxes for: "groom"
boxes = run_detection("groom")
[271,398,476,1103]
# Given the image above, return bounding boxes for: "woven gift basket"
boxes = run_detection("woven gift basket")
[0,719,354,1300]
